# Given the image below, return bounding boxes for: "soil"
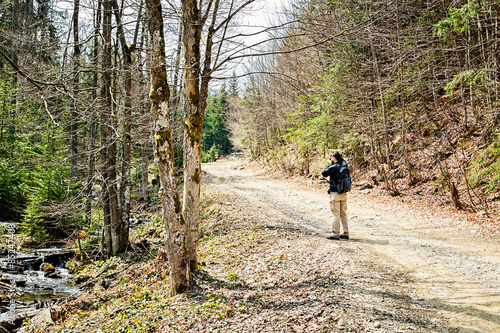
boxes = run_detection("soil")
[202,158,500,333]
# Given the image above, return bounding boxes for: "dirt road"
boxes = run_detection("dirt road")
[203,158,500,332]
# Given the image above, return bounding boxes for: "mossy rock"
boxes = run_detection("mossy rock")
[40,263,55,273]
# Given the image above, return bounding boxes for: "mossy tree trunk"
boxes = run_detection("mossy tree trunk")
[181,0,203,274]
[181,0,223,274]
[146,0,252,287]
[145,0,190,294]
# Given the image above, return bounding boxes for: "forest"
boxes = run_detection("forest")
[240,0,500,214]
[1,0,500,332]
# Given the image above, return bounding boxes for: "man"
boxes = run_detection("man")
[322,152,349,240]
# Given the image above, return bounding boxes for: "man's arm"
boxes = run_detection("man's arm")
[322,164,334,177]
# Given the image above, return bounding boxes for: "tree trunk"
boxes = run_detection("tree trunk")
[11,0,19,110]
[112,0,132,250]
[141,125,150,202]
[100,0,111,255]
[11,0,18,67]
[24,0,34,27]
[371,46,391,168]
[145,0,190,294]
[395,1,412,186]
[138,25,150,202]
[86,0,102,225]
[181,0,203,273]
[70,0,80,184]
[171,25,183,156]
[101,0,122,257]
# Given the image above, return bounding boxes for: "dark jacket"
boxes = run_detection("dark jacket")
[322,159,348,187]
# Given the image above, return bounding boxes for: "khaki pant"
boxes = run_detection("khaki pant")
[329,192,348,237]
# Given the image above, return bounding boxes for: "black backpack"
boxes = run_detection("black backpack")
[336,165,352,194]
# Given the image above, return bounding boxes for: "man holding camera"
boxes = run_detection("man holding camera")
[322,152,350,240]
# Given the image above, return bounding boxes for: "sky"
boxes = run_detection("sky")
[246,0,287,30]
[51,0,291,91]
[213,0,291,85]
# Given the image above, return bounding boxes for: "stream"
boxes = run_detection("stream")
[0,222,79,329]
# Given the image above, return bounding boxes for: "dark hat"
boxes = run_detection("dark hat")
[331,152,343,161]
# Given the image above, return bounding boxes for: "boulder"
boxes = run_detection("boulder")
[29,308,54,326]
[40,263,55,273]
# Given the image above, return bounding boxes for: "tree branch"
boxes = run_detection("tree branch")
[212,8,383,74]
[0,47,60,126]
[214,0,255,34]
[0,47,61,90]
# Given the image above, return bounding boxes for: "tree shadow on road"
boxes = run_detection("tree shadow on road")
[349,238,390,245]
[186,269,466,332]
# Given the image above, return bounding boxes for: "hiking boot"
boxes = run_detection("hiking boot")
[339,235,349,240]
[326,235,340,240]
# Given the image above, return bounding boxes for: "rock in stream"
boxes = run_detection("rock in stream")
[0,247,79,330]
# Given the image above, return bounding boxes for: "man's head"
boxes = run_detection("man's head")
[330,152,343,163]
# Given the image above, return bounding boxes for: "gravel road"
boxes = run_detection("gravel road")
[203,158,500,332]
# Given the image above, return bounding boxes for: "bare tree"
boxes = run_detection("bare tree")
[100,0,125,256]
[86,0,102,226]
[145,0,190,294]
[112,0,140,253]
[181,0,264,273]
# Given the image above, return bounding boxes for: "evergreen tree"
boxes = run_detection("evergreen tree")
[201,85,233,162]
[229,71,239,97]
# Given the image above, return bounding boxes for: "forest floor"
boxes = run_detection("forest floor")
[19,157,500,333]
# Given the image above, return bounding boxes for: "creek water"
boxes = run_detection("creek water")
[3,252,79,301]
[0,222,79,317]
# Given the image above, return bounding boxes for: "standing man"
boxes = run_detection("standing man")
[322,152,349,240]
